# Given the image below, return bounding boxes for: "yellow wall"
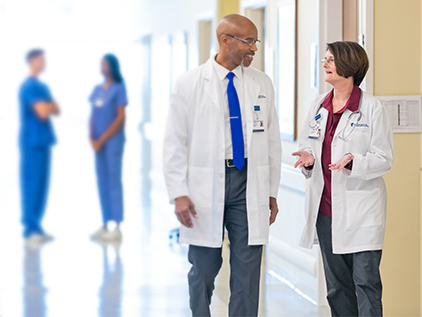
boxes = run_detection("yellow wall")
[217,0,239,20]
[374,0,422,315]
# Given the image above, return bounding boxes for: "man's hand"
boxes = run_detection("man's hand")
[175,196,198,228]
[91,139,104,152]
[50,102,60,115]
[269,197,279,225]
[329,153,354,172]
[33,101,60,119]
[292,151,315,168]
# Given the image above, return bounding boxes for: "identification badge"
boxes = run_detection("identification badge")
[253,106,265,132]
[308,128,321,139]
[95,99,103,107]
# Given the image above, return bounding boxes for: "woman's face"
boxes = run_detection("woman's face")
[101,58,110,77]
[323,50,343,85]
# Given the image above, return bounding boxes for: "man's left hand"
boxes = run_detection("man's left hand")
[269,197,279,225]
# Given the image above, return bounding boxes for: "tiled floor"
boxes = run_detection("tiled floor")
[0,117,330,317]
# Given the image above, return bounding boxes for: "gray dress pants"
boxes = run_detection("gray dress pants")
[316,213,383,317]
[188,162,263,317]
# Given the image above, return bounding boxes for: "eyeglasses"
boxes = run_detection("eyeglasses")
[226,34,261,47]
[321,58,335,64]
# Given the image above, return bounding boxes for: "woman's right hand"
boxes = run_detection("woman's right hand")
[91,138,104,152]
[292,151,315,168]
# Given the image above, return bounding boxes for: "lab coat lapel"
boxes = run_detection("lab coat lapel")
[313,107,329,159]
[203,59,225,122]
[318,108,329,139]
[243,69,261,148]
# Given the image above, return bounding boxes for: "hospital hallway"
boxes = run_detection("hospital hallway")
[3,0,422,316]
[0,113,330,317]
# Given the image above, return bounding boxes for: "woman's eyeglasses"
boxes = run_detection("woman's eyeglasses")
[321,58,335,64]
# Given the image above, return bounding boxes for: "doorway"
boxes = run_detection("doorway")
[244,6,266,72]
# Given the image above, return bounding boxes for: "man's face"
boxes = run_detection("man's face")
[227,25,258,68]
[30,54,46,74]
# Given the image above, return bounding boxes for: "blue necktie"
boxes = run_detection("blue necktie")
[226,72,244,170]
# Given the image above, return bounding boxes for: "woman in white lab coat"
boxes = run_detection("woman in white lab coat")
[292,41,393,317]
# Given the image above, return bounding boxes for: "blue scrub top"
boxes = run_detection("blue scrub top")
[89,82,128,148]
[18,77,57,147]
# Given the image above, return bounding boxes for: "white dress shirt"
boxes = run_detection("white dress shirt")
[212,57,248,160]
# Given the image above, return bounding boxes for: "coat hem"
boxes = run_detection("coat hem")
[332,244,383,254]
[179,237,223,248]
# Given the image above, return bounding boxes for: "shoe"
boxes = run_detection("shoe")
[25,234,44,249]
[100,228,122,241]
[41,233,54,242]
[91,227,108,240]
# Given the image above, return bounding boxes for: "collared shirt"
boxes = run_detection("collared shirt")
[89,82,128,149]
[212,57,247,160]
[18,76,57,147]
[319,85,361,217]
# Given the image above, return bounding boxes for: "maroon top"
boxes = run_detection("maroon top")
[318,85,361,217]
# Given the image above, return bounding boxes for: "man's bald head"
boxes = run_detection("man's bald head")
[216,14,257,45]
[215,14,258,69]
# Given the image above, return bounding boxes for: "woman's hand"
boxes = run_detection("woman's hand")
[329,153,354,171]
[91,138,104,152]
[292,151,315,168]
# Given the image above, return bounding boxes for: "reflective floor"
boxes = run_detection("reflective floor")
[0,120,330,317]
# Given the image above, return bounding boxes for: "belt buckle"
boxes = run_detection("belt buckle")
[226,160,235,168]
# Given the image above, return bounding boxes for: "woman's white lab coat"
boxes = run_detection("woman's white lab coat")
[298,91,394,254]
[163,58,282,248]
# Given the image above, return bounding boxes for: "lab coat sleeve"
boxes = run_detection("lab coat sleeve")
[163,77,190,204]
[298,101,316,179]
[343,101,394,180]
[267,81,282,198]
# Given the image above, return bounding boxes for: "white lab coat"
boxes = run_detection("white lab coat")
[298,91,394,254]
[163,58,282,248]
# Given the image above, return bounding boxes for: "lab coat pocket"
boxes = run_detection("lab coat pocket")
[257,165,270,207]
[345,187,382,230]
[188,166,213,209]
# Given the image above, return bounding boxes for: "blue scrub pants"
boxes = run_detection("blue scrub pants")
[20,146,51,238]
[95,143,124,225]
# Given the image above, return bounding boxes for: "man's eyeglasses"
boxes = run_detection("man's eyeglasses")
[226,34,260,47]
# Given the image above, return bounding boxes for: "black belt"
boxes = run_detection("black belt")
[225,158,248,168]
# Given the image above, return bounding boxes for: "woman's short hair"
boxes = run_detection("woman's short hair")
[103,53,124,83]
[327,41,369,86]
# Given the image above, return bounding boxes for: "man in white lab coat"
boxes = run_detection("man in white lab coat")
[163,14,281,316]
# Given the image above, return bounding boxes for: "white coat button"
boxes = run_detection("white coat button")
[219,198,224,204]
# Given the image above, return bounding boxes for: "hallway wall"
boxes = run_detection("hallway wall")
[373,0,422,315]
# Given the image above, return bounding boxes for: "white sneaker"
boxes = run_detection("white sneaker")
[91,227,107,240]
[100,228,122,241]
[25,234,44,249]
[41,233,54,242]
[25,234,44,244]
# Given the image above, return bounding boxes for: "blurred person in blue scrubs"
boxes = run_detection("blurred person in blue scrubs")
[89,54,128,241]
[19,49,59,245]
